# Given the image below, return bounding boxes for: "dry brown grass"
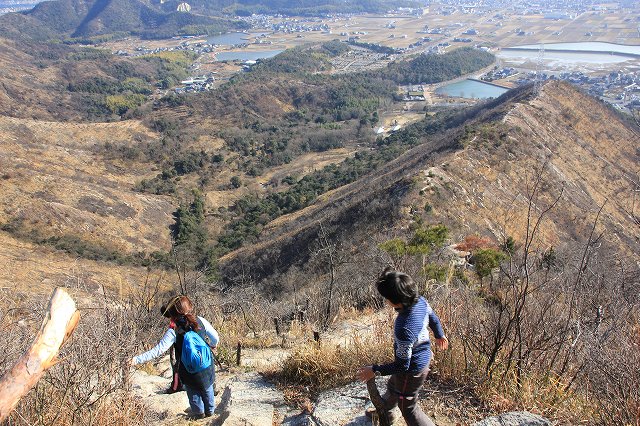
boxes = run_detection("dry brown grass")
[270,316,393,394]
[0,114,175,256]
[429,248,639,425]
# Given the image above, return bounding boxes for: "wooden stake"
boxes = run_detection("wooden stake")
[0,288,80,422]
[366,378,393,426]
[273,317,281,335]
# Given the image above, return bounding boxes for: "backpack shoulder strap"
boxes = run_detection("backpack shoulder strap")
[195,317,210,345]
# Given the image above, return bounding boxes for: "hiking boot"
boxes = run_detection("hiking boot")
[187,412,205,420]
[365,407,396,424]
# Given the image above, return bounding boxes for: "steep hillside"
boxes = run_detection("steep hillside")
[0,115,176,262]
[435,81,639,253]
[219,81,640,283]
[0,39,73,120]
[0,38,195,120]
[0,231,156,299]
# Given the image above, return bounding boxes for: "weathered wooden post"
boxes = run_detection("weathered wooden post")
[0,287,80,422]
[366,378,392,426]
[236,342,242,366]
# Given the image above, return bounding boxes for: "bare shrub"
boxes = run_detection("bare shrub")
[0,277,166,425]
[431,227,640,424]
[582,269,640,426]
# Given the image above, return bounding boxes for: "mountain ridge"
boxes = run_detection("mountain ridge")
[0,0,419,41]
[218,81,640,285]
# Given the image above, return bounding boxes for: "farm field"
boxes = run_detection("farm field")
[99,6,640,84]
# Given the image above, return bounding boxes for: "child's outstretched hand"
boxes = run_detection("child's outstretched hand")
[435,336,449,351]
[357,366,375,382]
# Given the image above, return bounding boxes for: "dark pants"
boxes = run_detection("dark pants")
[169,345,183,392]
[382,367,435,426]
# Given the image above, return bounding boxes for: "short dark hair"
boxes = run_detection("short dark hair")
[376,268,419,308]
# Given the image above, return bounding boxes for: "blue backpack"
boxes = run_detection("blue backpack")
[180,326,212,374]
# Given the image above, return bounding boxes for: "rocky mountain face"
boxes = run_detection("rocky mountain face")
[447,81,639,255]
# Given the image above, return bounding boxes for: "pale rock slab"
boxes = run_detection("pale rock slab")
[312,378,404,426]
[130,369,189,421]
[217,372,286,426]
[472,411,551,426]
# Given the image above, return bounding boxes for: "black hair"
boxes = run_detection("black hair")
[376,267,419,308]
[160,304,170,318]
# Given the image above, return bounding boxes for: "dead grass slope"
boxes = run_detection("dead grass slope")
[0,231,154,299]
[0,115,176,258]
[0,39,81,120]
[422,80,640,255]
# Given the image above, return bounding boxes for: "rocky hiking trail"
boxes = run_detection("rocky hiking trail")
[131,357,550,426]
[130,314,551,426]
[130,316,402,426]
[132,366,426,426]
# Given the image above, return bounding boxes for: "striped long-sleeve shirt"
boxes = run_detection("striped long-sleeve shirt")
[373,297,445,376]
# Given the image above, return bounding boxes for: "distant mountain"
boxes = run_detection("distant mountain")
[0,0,246,41]
[0,0,419,41]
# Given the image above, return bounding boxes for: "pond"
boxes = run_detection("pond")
[498,42,640,69]
[436,79,509,99]
[207,33,264,46]
[508,42,640,56]
[498,49,635,66]
[215,50,284,62]
[207,32,255,46]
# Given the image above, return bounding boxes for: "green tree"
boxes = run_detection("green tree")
[172,191,206,246]
[378,238,408,267]
[230,176,242,188]
[472,248,506,280]
[407,224,449,255]
[171,190,218,291]
[378,225,449,274]
[422,263,448,282]
[501,235,516,254]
